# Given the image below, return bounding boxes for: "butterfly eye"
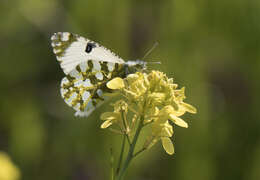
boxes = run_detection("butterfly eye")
[85,43,96,53]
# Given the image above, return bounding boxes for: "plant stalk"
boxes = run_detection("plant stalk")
[116,115,145,180]
[116,135,126,174]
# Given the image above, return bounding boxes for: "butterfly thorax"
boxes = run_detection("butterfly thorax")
[123,60,147,77]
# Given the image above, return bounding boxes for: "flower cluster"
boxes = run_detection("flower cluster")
[101,71,196,155]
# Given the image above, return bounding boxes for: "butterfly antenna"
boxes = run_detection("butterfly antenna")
[142,42,159,60]
[147,61,161,65]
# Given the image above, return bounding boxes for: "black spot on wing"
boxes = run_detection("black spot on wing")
[85,42,96,53]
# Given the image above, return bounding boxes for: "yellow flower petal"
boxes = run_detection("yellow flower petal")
[169,114,188,128]
[157,105,173,121]
[126,74,139,83]
[161,122,173,137]
[101,120,113,129]
[182,102,197,114]
[161,137,174,155]
[149,92,165,105]
[173,107,186,116]
[107,77,125,90]
[100,112,117,121]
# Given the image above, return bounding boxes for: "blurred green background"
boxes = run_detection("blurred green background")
[1,0,260,179]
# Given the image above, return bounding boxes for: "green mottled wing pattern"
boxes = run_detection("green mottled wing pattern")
[60,60,124,117]
[51,32,127,117]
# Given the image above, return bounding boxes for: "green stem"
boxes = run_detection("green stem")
[125,135,131,145]
[121,110,131,145]
[110,148,115,180]
[116,135,126,174]
[116,115,145,180]
[133,147,146,157]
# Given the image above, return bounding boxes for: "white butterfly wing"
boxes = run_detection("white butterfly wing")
[60,60,119,117]
[51,32,125,74]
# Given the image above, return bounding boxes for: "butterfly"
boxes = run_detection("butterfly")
[51,32,147,117]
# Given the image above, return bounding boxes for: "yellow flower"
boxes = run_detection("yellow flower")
[100,112,121,128]
[147,92,166,106]
[144,120,174,155]
[100,100,129,133]
[159,105,188,128]
[144,106,159,124]
[103,70,197,155]
[0,152,21,180]
[124,73,148,101]
[147,107,176,155]
[145,104,191,155]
